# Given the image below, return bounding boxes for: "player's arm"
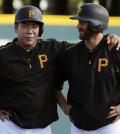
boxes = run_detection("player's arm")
[56,48,72,115]
[107,49,120,122]
[56,53,71,116]
[106,34,120,50]
[57,90,72,116]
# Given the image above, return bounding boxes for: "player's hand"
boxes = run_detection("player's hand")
[107,104,120,123]
[106,34,120,50]
[0,110,11,121]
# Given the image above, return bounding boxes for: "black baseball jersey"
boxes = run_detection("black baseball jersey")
[0,38,73,128]
[57,37,120,130]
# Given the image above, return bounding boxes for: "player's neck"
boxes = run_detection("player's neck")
[85,33,103,50]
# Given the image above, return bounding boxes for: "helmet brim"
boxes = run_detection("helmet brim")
[15,19,44,25]
[70,15,79,20]
[70,15,89,22]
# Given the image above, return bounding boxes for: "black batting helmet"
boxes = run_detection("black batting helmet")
[15,5,44,37]
[70,3,109,33]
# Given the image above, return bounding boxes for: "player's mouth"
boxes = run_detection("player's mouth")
[25,37,34,40]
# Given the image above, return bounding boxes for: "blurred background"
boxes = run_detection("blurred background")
[0,0,120,16]
[0,0,120,134]
[0,0,120,15]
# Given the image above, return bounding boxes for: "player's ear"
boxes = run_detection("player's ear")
[14,22,18,33]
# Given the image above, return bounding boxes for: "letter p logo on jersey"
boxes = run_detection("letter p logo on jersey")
[38,54,48,68]
[98,58,108,72]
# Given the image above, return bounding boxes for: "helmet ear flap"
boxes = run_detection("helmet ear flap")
[39,25,44,37]
[88,21,108,33]
[38,24,44,37]
[87,22,102,33]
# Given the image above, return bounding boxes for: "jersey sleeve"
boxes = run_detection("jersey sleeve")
[51,38,74,51]
[56,50,68,91]
[111,48,120,69]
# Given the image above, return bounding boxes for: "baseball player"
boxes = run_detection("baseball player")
[57,3,120,134]
[0,4,119,134]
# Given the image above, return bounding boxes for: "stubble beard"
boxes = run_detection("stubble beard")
[79,30,96,40]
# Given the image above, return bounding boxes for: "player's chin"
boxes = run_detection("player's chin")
[27,41,36,46]
[26,38,36,43]
[79,32,85,38]
[24,39,35,46]
[79,35,85,40]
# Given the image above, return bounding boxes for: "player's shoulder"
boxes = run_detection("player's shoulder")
[0,38,17,51]
[64,40,83,52]
[61,41,83,58]
[0,42,12,50]
[110,47,120,57]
